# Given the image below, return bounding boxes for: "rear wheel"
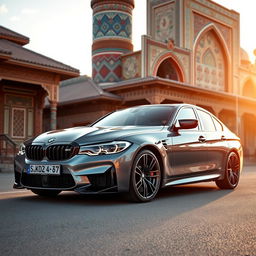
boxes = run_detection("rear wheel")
[215,152,240,189]
[128,150,161,202]
[31,189,61,197]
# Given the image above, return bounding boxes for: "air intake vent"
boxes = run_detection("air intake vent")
[25,145,44,160]
[21,173,75,188]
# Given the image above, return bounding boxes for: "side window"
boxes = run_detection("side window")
[197,109,216,132]
[175,108,198,130]
[212,117,223,132]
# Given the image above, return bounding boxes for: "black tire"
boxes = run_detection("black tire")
[128,150,161,202]
[31,189,61,197]
[215,152,240,189]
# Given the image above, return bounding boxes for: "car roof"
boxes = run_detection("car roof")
[126,104,196,110]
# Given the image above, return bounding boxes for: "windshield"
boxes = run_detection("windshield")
[93,106,175,127]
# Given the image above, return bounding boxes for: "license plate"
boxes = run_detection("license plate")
[27,165,61,175]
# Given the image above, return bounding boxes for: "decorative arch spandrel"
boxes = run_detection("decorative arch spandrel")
[194,25,230,92]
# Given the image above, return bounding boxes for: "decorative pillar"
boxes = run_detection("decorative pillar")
[50,101,57,130]
[91,0,134,84]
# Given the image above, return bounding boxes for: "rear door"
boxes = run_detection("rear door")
[196,108,228,172]
[169,107,209,176]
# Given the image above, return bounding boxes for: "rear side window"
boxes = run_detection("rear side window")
[212,117,223,132]
[197,109,216,132]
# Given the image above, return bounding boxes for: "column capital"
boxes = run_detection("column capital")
[49,100,58,108]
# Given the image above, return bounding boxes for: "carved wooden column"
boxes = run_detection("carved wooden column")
[49,101,57,130]
[42,83,59,131]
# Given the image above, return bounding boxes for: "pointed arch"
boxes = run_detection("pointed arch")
[152,52,185,82]
[203,49,216,67]
[242,78,256,98]
[193,23,231,92]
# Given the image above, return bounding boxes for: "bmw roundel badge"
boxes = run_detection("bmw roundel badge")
[48,138,56,143]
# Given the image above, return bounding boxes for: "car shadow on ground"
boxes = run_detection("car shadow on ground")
[14,181,233,207]
[0,182,236,225]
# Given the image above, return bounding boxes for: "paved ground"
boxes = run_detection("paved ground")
[0,164,255,256]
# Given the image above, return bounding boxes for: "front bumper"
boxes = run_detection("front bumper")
[14,143,139,194]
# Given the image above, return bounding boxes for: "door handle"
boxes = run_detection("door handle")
[198,135,206,142]
[221,135,226,140]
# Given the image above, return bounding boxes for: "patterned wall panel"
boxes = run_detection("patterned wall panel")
[93,11,132,40]
[195,30,225,91]
[122,53,141,80]
[153,2,175,43]
[92,53,122,83]
[194,12,231,52]
[12,108,25,138]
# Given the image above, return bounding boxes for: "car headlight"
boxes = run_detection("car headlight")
[78,141,131,156]
[18,143,25,156]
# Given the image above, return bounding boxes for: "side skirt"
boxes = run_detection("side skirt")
[164,172,221,187]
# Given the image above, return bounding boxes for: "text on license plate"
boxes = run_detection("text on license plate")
[28,165,61,175]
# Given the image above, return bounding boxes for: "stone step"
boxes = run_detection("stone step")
[0,156,14,164]
[0,163,14,173]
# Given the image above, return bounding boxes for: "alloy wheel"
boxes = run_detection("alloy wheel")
[227,153,240,186]
[215,152,240,189]
[132,151,161,201]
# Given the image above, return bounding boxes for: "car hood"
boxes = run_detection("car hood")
[32,126,164,145]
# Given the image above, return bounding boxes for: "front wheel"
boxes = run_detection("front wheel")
[128,150,161,202]
[215,152,240,189]
[31,189,61,197]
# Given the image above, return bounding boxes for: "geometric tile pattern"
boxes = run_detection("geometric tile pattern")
[92,54,122,83]
[12,108,25,138]
[93,12,132,40]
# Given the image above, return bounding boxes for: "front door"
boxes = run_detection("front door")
[167,107,209,176]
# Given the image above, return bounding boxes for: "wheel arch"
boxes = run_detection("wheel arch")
[228,148,242,172]
[133,145,165,185]
[219,148,241,179]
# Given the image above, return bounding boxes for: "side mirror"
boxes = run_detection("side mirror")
[172,119,198,132]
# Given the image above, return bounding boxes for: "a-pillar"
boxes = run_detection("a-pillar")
[50,101,57,130]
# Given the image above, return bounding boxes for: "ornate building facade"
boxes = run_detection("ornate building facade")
[0,26,79,148]
[53,0,256,158]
